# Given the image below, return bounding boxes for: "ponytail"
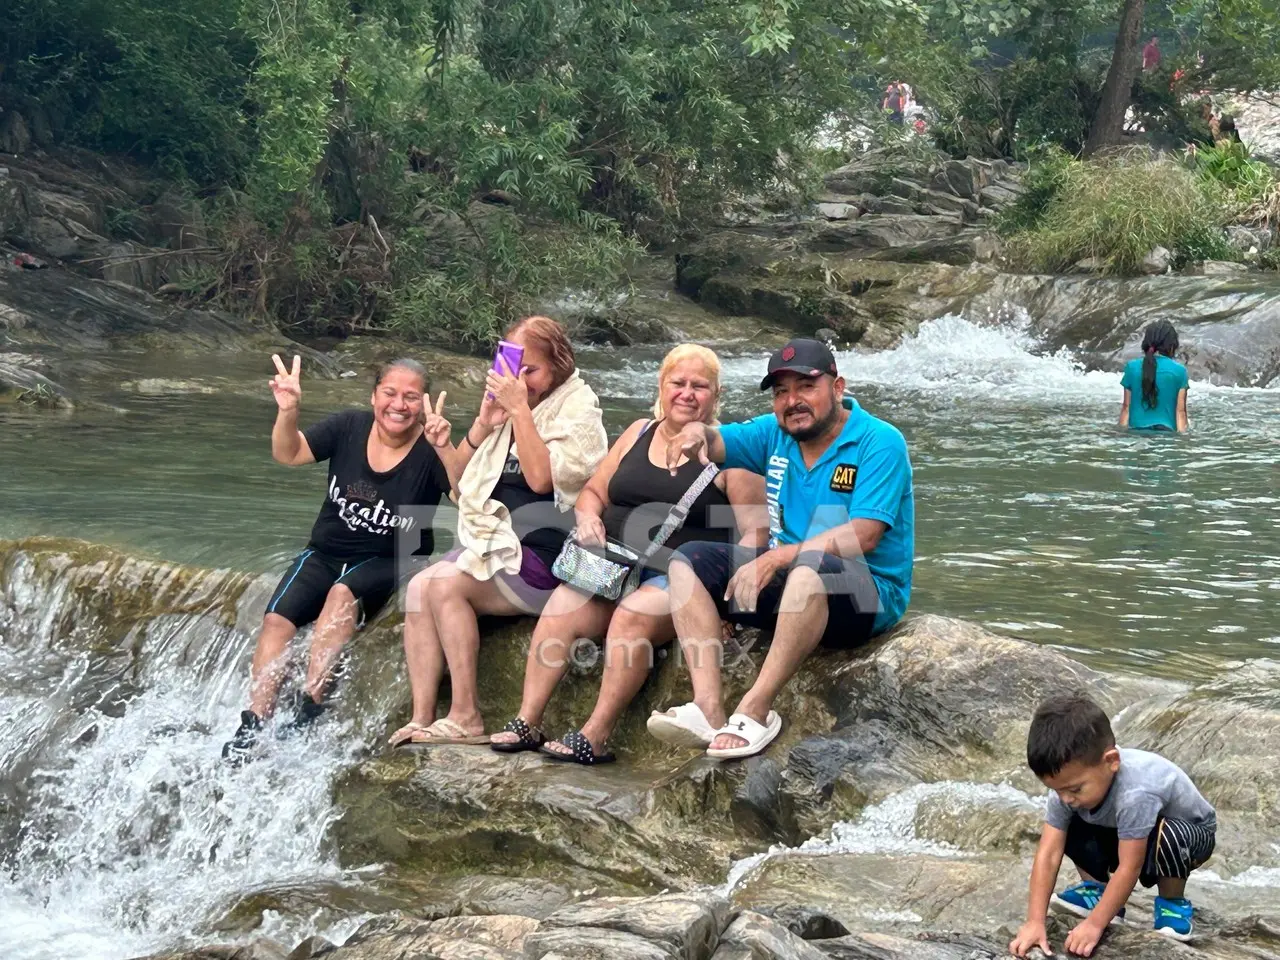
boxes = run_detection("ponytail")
[1138,321,1179,410]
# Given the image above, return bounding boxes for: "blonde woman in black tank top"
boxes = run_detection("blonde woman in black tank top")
[490,345,769,764]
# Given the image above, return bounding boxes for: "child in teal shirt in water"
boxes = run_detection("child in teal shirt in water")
[1119,321,1189,432]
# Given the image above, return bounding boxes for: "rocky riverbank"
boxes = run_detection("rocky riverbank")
[673,150,1280,387]
[6,143,1280,404]
[2,538,1276,960]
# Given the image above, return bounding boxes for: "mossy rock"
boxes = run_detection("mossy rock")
[0,537,253,647]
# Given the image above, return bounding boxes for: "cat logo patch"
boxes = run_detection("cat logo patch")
[830,463,857,493]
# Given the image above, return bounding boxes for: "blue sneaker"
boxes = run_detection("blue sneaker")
[1154,896,1193,941]
[1050,881,1126,924]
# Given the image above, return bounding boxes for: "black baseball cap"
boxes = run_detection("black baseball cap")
[759,338,839,390]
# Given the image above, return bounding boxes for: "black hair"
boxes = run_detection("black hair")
[1139,320,1179,410]
[373,358,428,392]
[1027,693,1115,778]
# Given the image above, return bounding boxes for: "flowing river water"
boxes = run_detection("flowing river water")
[1,313,1278,958]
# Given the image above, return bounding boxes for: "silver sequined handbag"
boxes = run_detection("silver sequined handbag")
[552,462,720,601]
[551,537,643,601]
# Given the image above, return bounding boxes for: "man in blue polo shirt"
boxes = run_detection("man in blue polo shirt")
[649,337,914,760]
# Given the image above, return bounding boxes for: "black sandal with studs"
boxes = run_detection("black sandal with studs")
[490,716,546,754]
[540,730,616,765]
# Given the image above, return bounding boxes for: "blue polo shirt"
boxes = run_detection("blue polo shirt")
[718,397,914,633]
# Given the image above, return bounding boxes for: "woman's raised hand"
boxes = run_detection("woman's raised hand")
[270,354,301,410]
[422,392,452,448]
[485,356,531,416]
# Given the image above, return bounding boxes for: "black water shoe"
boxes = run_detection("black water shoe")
[221,710,263,766]
[286,689,328,730]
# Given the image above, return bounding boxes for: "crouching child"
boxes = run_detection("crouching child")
[1009,693,1216,958]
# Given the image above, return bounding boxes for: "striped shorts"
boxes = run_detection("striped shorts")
[1065,815,1216,888]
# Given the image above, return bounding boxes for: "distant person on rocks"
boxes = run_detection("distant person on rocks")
[882,82,906,124]
[1119,320,1189,432]
[1215,114,1240,144]
[1142,35,1161,72]
[650,338,915,759]
[1009,693,1216,957]
[222,357,452,764]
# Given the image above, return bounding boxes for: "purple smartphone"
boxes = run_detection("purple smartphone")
[487,339,525,398]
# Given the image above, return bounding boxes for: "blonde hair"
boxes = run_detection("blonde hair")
[652,343,721,421]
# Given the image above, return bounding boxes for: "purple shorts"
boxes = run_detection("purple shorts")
[441,545,559,612]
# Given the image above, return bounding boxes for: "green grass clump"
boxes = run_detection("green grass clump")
[1004,149,1233,275]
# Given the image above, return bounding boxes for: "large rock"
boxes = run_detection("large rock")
[1187,260,1249,276]
[330,613,1167,887]
[669,148,1026,351]
[14,537,1279,960]
[326,914,538,959]
[1115,670,1280,876]
[1140,246,1172,275]
[1224,225,1271,255]
[0,351,73,408]
[0,111,33,155]
[812,214,964,253]
[538,892,729,960]
[759,615,1158,839]
[710,912,829,960]
[524,927,679,960]
[137,941,290,960]
[930,159,991,202]
[962,271,1280,387]
[733,852,1280,959]
[676,238,1000,348]
[0,259,265,353]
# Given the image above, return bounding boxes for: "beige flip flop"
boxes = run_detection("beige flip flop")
[401,717,490,746]
[388,720,427,747]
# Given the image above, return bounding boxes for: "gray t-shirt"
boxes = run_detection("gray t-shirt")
[1044,748,1216,840]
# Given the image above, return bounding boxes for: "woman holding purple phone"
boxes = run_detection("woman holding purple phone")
[389,316,608,746]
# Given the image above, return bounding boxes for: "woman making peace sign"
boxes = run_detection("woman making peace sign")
[222,355,453,763]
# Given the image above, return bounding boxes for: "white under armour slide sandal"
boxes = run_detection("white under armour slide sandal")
[706,710,782,760]
[647,702,718,748]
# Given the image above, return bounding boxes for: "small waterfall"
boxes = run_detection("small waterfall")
[720,780,1043,897]
[0,540,396,960]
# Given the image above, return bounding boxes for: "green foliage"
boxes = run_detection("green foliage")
[1169,0,1280,93]
[237,0,350,223]
[6,0,918,344]
[1187,141,1276,200]
[104,205,147,241]
[389,216,637,348]
[881,0,1280,160]
[993,144,1075,232]
[4,0,252,180]
[1184,140,1280,232]
[1171,221,1237,266]
[1004,151,1234,274]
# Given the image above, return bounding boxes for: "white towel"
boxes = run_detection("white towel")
[454,369,607,580]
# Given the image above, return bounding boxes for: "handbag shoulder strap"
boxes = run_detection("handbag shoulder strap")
[640,461,721,561]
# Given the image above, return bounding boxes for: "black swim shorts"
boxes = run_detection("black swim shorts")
[265,548,397,629]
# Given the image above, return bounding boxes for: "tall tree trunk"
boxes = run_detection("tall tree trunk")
[1084,0,1145,156]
